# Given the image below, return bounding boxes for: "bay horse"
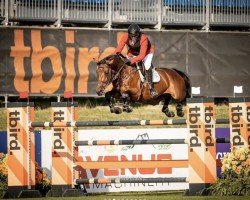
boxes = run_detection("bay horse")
[96,54,191,117]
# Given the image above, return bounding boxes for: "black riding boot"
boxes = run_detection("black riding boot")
[147,68,158,98]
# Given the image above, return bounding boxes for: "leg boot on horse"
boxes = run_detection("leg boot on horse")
[176,103,184,117]
[146,68,158,98]
[105,91,122,114]
[121,93,133,113]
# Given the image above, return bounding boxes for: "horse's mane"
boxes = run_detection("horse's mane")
[97,53,126,65]
[97,54,116,65]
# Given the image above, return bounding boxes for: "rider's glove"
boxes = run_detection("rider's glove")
[124,58,131,65]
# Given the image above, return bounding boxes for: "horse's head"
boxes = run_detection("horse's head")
[96,57,113,96]
[95,54,129,96]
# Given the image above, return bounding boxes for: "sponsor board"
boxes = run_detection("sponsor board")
[77,128,189,192]
[0,128,230,192]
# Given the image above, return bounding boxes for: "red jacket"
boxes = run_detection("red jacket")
[114,33,155,64]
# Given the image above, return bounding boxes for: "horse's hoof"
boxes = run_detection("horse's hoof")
[121,93,129,98]
[165,111,175,118]
[123,106,133,113]
[127,107,133,113]
[177,110,184,117]
[114,107,122,114]
[110,107,115,113]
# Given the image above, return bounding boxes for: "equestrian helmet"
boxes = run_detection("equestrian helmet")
[128,24,141,37]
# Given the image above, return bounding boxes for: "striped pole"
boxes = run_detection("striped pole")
[75,139,187,146]
[74,138,229,146]
[30,119,186,127]
[75,177,188,184]
[30,118,228,128]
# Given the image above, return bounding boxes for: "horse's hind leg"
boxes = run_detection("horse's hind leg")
[162,94,175,117]
[176,102,184,117]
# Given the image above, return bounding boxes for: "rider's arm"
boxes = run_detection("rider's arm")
[130,35,148,64]
[114,33,128,54]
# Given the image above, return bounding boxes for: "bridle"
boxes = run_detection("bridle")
[96,64,112,89]
[96,54,126,92]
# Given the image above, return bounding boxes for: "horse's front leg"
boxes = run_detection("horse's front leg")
[105,92,114,113]
[121,93,133,113]
[105,91,122,114]
[162,94,175,117]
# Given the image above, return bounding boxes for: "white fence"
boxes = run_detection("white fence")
[0,0,249,29]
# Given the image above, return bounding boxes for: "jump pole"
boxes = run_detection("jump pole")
[30,118,229,127]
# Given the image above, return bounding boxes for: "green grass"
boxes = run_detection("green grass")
[0,108,5,131]
[0,104,229,131]
[15,192,250,200]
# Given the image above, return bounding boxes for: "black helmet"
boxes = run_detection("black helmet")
[128,24,140,37]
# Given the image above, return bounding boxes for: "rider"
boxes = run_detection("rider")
[114,24,158,98]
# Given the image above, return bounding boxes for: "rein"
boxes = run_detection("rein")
[121,67,139,82]
[111,62,126,82]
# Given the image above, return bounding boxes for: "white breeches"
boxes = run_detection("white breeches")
[143,53,153,70]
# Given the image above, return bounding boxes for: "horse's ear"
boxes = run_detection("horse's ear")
[93,57,100,65]
[106,59,114,65]
[97,60,106,65]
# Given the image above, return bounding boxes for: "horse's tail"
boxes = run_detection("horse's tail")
[172,68,191,99]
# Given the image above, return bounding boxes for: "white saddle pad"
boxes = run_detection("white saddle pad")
[152,68,160,82]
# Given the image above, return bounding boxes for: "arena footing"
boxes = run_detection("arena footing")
[62,189,87,197]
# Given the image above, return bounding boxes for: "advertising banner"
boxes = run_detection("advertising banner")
[216,128,230,177]
[0,27,250,97]
[76,128,189,192]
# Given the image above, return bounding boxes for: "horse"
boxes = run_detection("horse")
[96,53,191,117]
